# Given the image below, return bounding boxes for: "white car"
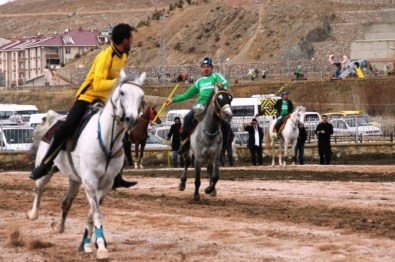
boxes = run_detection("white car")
[331,118,382,136]
[143,133,169,149]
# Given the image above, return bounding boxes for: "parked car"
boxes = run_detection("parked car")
[331,118,382,136]
[143,133,169,149]
[152,125,171,140]
[325,110,381,128]
[165,109,189,124]
[303,111,321,130]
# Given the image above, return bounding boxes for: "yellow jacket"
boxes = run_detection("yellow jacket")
[76,44,128,103]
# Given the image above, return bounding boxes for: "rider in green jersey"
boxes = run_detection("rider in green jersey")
[166,57,230,154]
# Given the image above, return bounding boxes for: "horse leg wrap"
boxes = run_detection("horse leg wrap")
[79,227,92,253]
[94,226,107,249]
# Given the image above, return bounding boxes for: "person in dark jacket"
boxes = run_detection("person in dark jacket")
[315,115,333,165]
[244,118,264,166]
[166,117,184,168]
[274,90,294,133]
[294,123,307,165]
[220,125,234,166]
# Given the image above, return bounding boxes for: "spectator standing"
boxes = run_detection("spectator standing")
[294,65,304,79]
[315,115,333,165]
[294,123,307,165]
[262,69,267,80]
[244,118,263,166]
[220,127,234,166]
[166,117,184,168]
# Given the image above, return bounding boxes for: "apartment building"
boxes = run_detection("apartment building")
[0,28,109,87]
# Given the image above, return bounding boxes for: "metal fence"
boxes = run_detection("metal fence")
[230,116,395,144]
[0,122,34,151]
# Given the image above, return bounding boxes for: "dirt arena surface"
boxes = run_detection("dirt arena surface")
[1,164,395,261]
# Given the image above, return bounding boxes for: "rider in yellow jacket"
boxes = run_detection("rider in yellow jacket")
[30,23,137,189]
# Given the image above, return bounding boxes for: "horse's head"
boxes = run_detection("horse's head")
[293,106,306,126]
[149,105,161,124]
[112,69,146,130]
[213,90,233,123]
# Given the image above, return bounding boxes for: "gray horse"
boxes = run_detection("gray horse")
[179,88,233,201]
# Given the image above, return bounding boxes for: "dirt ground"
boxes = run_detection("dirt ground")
[0,165,395,261]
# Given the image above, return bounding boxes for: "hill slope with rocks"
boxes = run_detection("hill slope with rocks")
[0,0,393,67]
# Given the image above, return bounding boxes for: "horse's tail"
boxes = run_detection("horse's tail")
[265,128,272,150]
[27,110,62,159]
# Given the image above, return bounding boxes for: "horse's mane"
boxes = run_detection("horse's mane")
[293,106,306,112]
[200,90,216,116]
[114,70,138,88]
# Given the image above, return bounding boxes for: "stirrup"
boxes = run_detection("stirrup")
[29,165,50,180]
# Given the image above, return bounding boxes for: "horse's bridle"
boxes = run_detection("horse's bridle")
[289,109,302,129]
[202,90,232,137]
[98,80,143,170]
[212,90,232,121]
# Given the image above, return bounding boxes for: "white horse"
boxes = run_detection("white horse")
[265,106,306,166]
[27,69,146,260]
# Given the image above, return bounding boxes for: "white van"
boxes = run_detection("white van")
[231,94,280,131]
[0,104,39,125]
[28,113,48,128]
[0,104,38,119]
[165,109,189,123]
[0,125,34,151]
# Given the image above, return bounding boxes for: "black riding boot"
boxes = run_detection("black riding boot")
[29,139,64,180]
[112,173,137,189]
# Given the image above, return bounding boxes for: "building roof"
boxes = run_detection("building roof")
[36,28,102,47]
[0,28,105,51]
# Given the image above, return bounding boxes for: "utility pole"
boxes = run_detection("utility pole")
[152,0,165,85]
[159,15,165,85]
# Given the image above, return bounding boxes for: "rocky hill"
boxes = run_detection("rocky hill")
[0,0,393,67]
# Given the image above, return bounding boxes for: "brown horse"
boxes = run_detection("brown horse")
[127,105,159,168]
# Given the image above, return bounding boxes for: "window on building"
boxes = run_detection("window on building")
[66,47,71,54]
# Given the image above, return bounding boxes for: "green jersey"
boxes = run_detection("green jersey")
[172,73,229,105]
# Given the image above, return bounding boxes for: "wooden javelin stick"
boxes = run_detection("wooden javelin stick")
[152,83,179,124]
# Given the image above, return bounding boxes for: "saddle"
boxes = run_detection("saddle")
[41,103,104,151]
[273,115,290,135]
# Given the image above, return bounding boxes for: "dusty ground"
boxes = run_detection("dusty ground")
[0,165,395,261]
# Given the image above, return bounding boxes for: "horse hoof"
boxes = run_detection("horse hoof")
[83,243,93,254]
[210,189,217,197]
[204,186,212,195]
[193,193,200,201]
[26,210,38,220]
[96,247,109,261]
[51,222,64,233]
[178,182,186,191]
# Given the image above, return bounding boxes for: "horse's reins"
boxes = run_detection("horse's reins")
[98,80,142,171]
[288,109,302,130]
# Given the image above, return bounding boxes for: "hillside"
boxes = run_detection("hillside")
[0,0,393,67]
